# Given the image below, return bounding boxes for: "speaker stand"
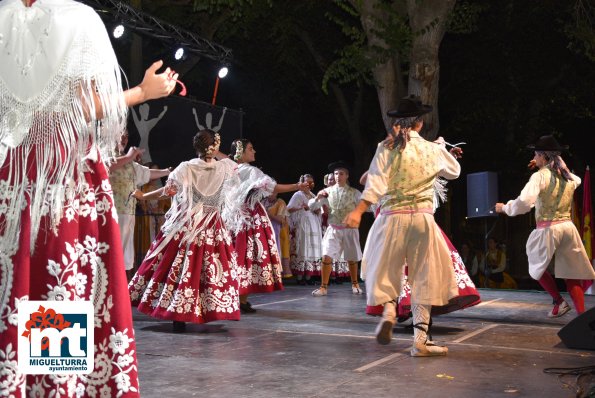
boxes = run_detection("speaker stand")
[482,217,499,288]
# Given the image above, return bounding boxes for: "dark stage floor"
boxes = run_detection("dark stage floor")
[132,286,595,398]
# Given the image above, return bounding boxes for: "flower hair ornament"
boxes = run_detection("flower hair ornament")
[206,133,221,156]
[233,140,244,161]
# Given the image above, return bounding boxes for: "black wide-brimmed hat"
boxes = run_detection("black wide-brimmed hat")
[527,135,569,152]
[328,161,350,173]
[387,95,433,118]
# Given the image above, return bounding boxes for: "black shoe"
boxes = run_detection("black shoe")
[172,321,186,333]
[240,302,257,314]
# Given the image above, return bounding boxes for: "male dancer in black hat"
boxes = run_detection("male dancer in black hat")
[496,135,595,318]
[310,162,364,296]
[345,95,462,356]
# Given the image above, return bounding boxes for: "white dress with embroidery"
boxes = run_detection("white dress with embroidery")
[287,190,322,276]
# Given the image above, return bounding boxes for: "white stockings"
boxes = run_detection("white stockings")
[411,304,448,357]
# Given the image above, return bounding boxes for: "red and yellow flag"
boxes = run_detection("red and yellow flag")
[582,166,594,291]
[572,189,581,231]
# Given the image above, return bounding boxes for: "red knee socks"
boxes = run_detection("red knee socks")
[538,272,562,304]
[538,273,585,314]
[565,279,585,314]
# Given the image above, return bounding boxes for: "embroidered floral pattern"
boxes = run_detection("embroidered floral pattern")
[234,204,283,294]
[450,249,476,290]
[1,161,140,397]
[130,216,240,323]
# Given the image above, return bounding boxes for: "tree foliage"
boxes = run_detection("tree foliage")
[564,0,595,62]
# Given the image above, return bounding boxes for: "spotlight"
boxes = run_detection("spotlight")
[212,66,230,105]
[174,47,185,61]
[112,24,125,39]
[218,66,229,79]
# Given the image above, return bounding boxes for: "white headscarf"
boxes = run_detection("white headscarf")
[0,0,127,255]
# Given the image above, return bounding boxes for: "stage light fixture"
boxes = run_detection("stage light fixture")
[212,66,230,105]
[218,66,229,79]
[112,24,125,39]
[174,47,185,61]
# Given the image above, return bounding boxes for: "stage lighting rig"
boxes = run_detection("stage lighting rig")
[174,47,186,61]
[79,0,232,64]
[217,66,229,79]
[112,23,125,39]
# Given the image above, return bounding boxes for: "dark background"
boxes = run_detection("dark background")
[109,0,595,285]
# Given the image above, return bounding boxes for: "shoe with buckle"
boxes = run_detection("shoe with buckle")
[312,284,328,296]
[351,282,363,295]
[548,300,571,318]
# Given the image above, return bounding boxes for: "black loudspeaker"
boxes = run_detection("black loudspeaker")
[466,172,498,218]
[558,307,595,350]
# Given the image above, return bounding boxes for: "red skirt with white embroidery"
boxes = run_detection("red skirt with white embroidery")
[129,213,240,323]
[232,203,284,295]
[0,157,140,398]
[366,227,481,317]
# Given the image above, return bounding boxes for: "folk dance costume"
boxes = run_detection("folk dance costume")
[361,131,461,355]
[263,196,286,262]
[129,157,241,325]
[111,161,151,270]
[267,196,293,278]
[310,164,364,296]
[351,95,462,356]
[230,163,284,296]
[498,135,595,317]
[287,190,323,279]
[320,208,350,280]
[365,227,480,319]
[136,177,169,261]
[365,184,480,320]
[0,1,142,395]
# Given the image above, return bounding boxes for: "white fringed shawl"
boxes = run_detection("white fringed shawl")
[0,0,127,256]
[225,163,276,235]
[145,158,242,259]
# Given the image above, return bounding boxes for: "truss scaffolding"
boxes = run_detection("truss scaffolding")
[79,0,232,63]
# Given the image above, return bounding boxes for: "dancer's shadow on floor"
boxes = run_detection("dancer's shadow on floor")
[140,323,228,334]
[392,325,465,335]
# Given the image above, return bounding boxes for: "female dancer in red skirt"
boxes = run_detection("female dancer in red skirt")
[129,130,242,332]
[0,0,176,395]
[228,139,308,313]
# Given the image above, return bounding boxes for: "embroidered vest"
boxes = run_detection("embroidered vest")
[327,185,359,225]
[382,136,441,212]
[111,163,137,215]
[535,167,574,222]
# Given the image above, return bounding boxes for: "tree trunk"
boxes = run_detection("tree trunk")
[358,0,406,131]
[296,28,368,173]
[407,0,456,140]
